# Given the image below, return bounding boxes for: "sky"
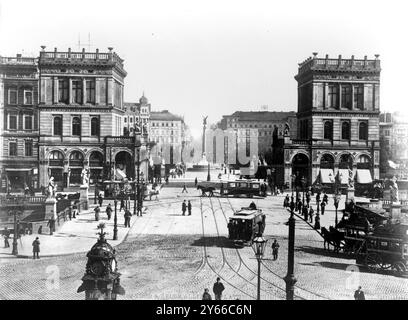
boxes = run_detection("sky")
[0,0,407,138]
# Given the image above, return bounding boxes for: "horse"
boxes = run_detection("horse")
[144,183,164,200]
[320,227,343,253]
[197,185,215,197]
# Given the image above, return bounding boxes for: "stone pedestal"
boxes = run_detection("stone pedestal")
[80,185,89,210]
[45,197,57,220]
[346,188,355,204]
[390,202,403,222]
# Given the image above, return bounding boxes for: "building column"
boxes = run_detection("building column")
[324,83,328,109]
[69,79,73,104]
[338,83,342,109]
[351,84,354,110]
[53,77,58,104]
[82,78,86,105]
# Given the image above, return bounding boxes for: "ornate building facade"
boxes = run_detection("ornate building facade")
[37,47,149,189]
[281,53,381,189]
[0,55,39,193]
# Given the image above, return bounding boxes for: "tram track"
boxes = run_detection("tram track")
[198,196,256,299]
[223,197,330,300]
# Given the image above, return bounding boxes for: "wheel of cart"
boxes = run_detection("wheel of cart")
[365,253,383,272]
[392,261,407,277]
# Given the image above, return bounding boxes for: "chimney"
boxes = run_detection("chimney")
[312,52,318,58]
[16,53,22,58]
[40,45,46,51]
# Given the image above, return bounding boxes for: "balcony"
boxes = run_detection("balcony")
[297,54,380,76]
[0,56,37,66]
[291,139,312,146]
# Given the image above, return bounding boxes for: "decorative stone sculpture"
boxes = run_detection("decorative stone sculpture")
[390,177,399,203]
[347,168,354,189]
[47,176,56,198]
[81,168,90,187]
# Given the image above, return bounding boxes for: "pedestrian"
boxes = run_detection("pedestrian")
[182,200,187,216]
[302,205,308,221]
[182,183,188,193]
[306,193,311,208]
[316,192,321,204]
[283,194,290,208]
[297,199,302,212]
[32,237,40,259]
[68,207,72,220]
[354,286,365,300]
[202,288,212,300]
[309,207,314,224]
[3,227,10,248]
[124,208,132,227]
[323,193,328,205]
[314,212,321,230]
[72,203,78,218]
[213,277,225,300]
[47,216,55,235]
[106,203,112,220]
[289,198,295,212]
[94,206,100,221]
[320,201,326,215]
[188,200,192,216]
[249,201,257,210]
[120,198,125,212]
[98,193,103,207]
[195,177,198,187]
[272,239,280,260]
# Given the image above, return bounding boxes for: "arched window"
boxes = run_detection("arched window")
[358,154,370,163]
[89,152,103,167]
[359,122,368,140]
[49,150,64,166]
[53,116,62,136]
[69,151,84,166]
[324,121,333,140]
[341,121,350,140]
[72,117,81,136]
[91,117,99,136]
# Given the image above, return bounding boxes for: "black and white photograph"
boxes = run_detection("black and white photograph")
[0,0,408,306]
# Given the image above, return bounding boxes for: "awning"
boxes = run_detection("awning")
[5,168,33,172]
[320,169,335,184]
[337,169,349,184]
[356,169,372,184]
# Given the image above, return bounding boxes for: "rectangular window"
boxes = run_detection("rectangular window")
[58,79,69,103]
[72,80,83,104]
[9,141,17,156]
[8,89,17,104]
[8,114,17,130]
[24,115,33,130]
[86,80,95,104]
[24,90,33,105]
[25,140,33,156]
[354,85,364,110]
[341,85,352,109]
[328,85,338,108]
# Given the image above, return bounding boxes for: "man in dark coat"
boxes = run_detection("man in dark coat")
[3,227,10,248]
[272,239,280,260]
[124,209,132,228]
[213,277,225,300]
[32,237,40,259]
[195,177,198,187]
[181,183,188,193]
[283,195,290,208]
[323,193,328,205]
[94,206,101,221]
[188,200,192,216]
[47,217,55,235]
[354,286,365,300]
[106,203,112,220]
[302,205,308,221]
[182,200,187,216]
[98,193,103,207]
[309,207,314,224]
[320,201,326,215]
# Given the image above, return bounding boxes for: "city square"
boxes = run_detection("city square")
[1,0,408,303]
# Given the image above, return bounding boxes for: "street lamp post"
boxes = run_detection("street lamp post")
[113,195,118,240]
[284,200,297,300]
[251,236,268,300]
[291,174,296,199]
[334,194,340,227]
[11,203,23,256]
[301,176,306,207]
[134,133,141,216]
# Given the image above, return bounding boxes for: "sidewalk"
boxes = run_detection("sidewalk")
[0,201,139,259]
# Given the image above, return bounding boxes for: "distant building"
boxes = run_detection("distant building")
[220,111,297,159]
[123,94,151,136]
[279,53,381,190]
[0,54,39,193]
[150,110,185,165]
[380,112,408,178]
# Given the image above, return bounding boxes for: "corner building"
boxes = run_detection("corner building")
[38,47,127,189]
[283,53,381,189]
